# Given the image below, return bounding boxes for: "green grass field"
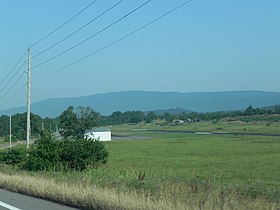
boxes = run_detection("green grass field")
[105,132,280,186]
[1,121,280,209]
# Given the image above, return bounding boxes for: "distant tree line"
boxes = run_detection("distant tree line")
[0,113,58,142]
[1,105,280,140]
[98,104,280,125]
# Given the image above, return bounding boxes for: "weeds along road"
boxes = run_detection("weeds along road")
[0,189,79,210]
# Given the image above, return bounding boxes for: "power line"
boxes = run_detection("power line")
[0,71,25,100]
[29,0,99,48]
[0,83,26,108]
[0,50,27,88]
[32,0,124,59]
[32,0,193,82]
[32,0,152,71]
[0,61,26,96]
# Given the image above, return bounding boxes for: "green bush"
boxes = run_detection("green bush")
[70,140,108,170]
[60,139,109,171]
[24,141,62,171]
[0,145,26,167]
[23,131,109,171]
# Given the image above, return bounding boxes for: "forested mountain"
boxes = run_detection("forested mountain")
[1,90,280,117]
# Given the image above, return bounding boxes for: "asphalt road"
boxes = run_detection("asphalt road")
[0,189,79,210]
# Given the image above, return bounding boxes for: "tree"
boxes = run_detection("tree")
[42,117,59,132]
[163,112,175,123]
[59,106,79,139]
[110,111,125,124]
[59,106,100,139]
[244,105,255,116]
[146,111,157,123]
[0,115,9,137]
[128,111,145,123]
[274,105,280,114]
[0,113,42,141]
[76,106,100,138]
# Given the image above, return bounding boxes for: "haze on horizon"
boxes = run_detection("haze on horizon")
[1,0,279,110]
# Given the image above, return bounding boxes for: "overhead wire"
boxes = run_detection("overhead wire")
[0,71,25,100]
[32,0,193,82]
[32,0,124,59]
[32,0,152,71]
[0,83,26,108]
[0,50,27,88]
[29,0,99,48]
[0,61,26,96]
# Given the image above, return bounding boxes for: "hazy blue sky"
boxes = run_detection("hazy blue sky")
[1,0,279,110]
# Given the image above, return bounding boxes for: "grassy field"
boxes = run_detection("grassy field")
[106,132,280,185]
[1,121,280,209]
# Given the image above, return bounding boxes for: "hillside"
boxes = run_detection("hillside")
[1,90,280,117]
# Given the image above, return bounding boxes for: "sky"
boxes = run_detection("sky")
[0,0,280,110]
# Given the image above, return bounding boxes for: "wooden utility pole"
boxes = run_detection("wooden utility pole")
[9,115,12,149]
[26,48,31,149]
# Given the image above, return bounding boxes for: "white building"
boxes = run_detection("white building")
[84,128,111,141]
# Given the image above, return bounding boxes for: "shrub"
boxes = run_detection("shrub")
[24,140,62,171]
[60,139,109,171]
[23,131,109,171]
[0,145,26,167]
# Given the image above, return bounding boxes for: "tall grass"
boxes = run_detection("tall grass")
[0,170,278,210]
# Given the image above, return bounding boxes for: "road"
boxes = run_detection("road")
[0,189,79,210]
[0,143,18,150]
[0,140,35,150]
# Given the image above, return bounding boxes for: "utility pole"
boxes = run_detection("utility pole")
[9,115,12,149]
[26,48,31,149]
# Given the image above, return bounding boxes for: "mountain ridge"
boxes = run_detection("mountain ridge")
[1,90,280,117]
